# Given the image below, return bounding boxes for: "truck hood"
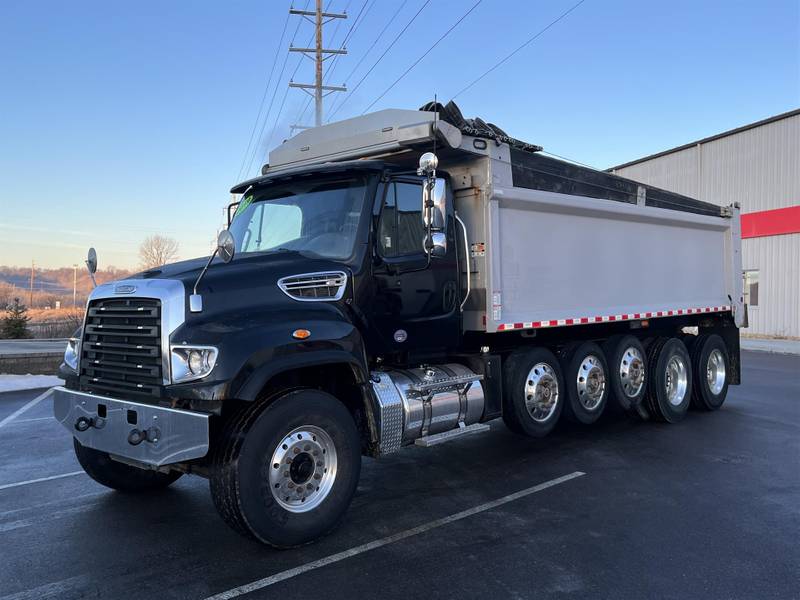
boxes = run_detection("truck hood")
[123,252,354,336]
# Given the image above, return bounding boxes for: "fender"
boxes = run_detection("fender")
[233,347,369,401]
[225,316,370,402]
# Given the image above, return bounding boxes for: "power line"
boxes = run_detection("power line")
[262,25,324,158]
[294,0,367,127]
[452,0,587,99]
[361,0,483,114]
[288,0,349,127]
[241,1,311,179]
[234,2,292,183]
[541,150,599,170]
[326,0,409,120]
[327,0,431,122]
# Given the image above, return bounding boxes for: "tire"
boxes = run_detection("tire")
[560,342,609,424]
[644,337,693,423]
[690,334,730,411]
[73,438,182,492]
[210,389,361,548]
[502,347,564,437]
[603,335,647,413]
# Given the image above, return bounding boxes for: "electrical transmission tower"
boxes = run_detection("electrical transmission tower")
[289,0,347,129]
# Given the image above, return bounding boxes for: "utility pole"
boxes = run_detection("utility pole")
[289,0,347,128]
[29,260,34,307]
[73,264,78,307]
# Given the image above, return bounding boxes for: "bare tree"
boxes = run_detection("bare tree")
[138,235,179,269]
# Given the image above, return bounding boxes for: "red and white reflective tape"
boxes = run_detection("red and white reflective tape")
[496,305,732,332]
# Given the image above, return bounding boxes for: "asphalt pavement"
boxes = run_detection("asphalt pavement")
[0,350,798,599]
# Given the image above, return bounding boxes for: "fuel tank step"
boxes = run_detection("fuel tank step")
[413,422,491,447]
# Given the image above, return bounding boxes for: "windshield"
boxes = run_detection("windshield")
[229,176,367,261]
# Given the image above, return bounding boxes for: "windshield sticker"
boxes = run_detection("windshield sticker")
[234,194,254,218]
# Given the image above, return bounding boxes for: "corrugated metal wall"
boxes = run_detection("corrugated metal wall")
[612,112,800,338]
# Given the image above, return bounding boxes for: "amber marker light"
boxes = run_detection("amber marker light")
[292,329,311,340]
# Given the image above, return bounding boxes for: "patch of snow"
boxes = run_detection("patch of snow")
[0,374,64,393]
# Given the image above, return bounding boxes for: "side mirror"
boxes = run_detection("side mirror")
[420,176,447,257]
[217,230,235,263]
[426,231,447,258]
[422,178,446,229]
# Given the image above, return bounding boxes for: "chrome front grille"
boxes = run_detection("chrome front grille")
[80,297,163,397]
[278,271,347,301]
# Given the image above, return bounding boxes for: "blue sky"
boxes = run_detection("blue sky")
[1,0,797,268]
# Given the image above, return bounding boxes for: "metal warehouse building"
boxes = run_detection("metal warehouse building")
[610,109,800,339]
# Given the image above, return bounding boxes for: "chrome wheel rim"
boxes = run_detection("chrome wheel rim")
[269,425,337,513]
[665,355,688,406]
[619,346,645,398]
[524,362,559,422]
[706,349,726,395]
[576,354,606,410]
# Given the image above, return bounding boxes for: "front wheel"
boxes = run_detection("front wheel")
[210,389,361,548]
[73,439,182,492]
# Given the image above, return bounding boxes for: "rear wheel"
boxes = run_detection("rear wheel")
[690,334,730,411]
[603,335,647,413]
[210,389,361,548]
[503,348,564,437]
[645,337,693,423]
[73,439,182,492]
[560,342,609,424]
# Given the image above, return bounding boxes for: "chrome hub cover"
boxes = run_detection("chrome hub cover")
[524,362,560,422]
[619,346,645,398]
[577,354,606,410]
[269,425,337,513]
[706,348,726,395]
[665,355,689,406]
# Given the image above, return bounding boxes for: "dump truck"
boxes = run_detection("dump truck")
[49,101,744,547]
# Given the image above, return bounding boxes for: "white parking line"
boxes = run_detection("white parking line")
[0,389,53,430]
[0,471,84,492]
[8,416,53,425]
[204,471,586,600]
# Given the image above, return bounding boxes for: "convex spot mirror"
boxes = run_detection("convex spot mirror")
[217,230,235,263]
[86,247,98,274]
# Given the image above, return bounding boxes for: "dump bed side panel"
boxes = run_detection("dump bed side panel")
[485,185,740,332]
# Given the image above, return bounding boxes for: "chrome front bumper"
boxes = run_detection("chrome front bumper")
[50,387,209,467]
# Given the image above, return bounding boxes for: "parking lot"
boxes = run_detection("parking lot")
[1,350,798,600]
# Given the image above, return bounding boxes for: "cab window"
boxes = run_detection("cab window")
[379,181,425,257]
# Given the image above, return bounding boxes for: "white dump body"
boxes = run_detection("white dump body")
[482,185,743,332]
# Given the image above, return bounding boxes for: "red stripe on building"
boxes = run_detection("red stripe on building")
[741,205,800,239]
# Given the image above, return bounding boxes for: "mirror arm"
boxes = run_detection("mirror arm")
[193,248,219,297]
[84,260,97,289]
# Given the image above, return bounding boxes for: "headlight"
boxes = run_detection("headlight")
[170,345,218,383]
[64,337,81,371]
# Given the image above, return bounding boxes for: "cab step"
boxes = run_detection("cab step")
[414,422,491,447]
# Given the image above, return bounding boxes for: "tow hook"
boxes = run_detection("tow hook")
[74,416,106,431]
[128,427,161,446]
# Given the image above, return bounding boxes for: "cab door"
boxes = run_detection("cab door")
[370,177,460,357]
